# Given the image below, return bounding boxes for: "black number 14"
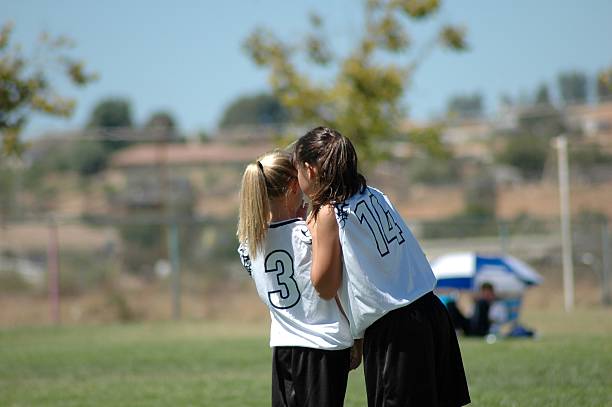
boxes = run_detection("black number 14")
[354,194,405,257]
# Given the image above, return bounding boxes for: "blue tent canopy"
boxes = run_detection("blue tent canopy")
[431,252,543,297]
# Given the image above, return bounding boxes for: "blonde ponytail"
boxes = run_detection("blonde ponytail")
[237,150,296,257]
[238,162,270,257]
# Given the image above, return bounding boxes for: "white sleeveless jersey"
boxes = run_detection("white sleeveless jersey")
[238,218,353,350]
[334,186,437,338]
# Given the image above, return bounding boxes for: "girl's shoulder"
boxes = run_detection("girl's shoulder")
[341,185,387,203]
[363,185,386,196]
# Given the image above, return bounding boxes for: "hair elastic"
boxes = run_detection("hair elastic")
[257,161,267,185]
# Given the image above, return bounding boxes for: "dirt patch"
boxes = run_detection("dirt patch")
[0,271,606,327]
[0,277,269,327]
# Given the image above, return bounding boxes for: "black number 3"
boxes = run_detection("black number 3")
[265,250,301,309]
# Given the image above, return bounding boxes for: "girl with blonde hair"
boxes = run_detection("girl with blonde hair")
[237,149,358,407]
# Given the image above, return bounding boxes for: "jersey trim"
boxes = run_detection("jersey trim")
[269,218,302,229]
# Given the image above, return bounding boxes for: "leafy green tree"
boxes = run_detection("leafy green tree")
[421,166,498,238]
[0,162,18,222]
[446,93,483,119]
[517,105,565,139]
[407,156,458,184]
[86,98,133,150]
[197,130,211,143]
[69,140,108,175]
[558,71,588,105]
[494,81,565,180]
[0,22,96,155]
[25,138,108,179]
[219,93,290,129]
[496,133,549,179]
[570,143,612,168]
[244,0,467,162]
[87,98,132,129]
[464,171,496,218]
[596,67,612,102]
[406,125,451,159]
[144,111,180,141]
[518,83,566,139]
[534,83,551,105]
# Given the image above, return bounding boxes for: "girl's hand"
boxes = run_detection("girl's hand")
[350,339,363,371]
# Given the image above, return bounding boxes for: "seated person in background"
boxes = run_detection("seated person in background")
[442,282,497,337]
[468,282,496,336]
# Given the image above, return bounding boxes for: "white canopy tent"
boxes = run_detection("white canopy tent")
[431,252,543,298]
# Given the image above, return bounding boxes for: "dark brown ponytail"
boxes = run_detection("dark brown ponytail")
[293,127,366,219]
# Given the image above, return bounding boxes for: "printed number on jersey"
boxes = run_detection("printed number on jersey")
[354,193,405,257]
[265,250,301,309]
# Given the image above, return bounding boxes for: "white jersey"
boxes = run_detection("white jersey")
[238,218,353,350]
[334,186,437,338]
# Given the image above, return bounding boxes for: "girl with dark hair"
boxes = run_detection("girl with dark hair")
[293,127,471,407]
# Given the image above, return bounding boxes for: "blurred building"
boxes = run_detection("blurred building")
[565,101,612,147]
[108,141,272,218]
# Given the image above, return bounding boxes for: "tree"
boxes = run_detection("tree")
[406,125,451,160]
[69,140,108,175]
[446,93,483,119]
[0,22,96,155]
[218,93,290,129]
[496,133,549,179]
[244,0,467,163]
[87,98,132,129]
[596,67,612,102]
[86,98,133,150]
[464,170,497,219]
[558,71,588,105]
[197,129,211,143]
[144,111,180,141]
[24,138,108,179]
[0,161,18,222]
[518,103,565,139]
[534,83,551,106]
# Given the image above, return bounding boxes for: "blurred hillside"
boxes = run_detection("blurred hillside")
[2,96,612,325]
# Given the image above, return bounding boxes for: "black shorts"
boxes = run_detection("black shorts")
[363,292,471,407]
[271,346,351,407]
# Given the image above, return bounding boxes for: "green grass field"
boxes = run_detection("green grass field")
[1,309,611,407]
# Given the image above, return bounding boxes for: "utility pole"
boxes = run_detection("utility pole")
[602,223,611,306]
[158,134,181,320]
[47,216,60,324]
[169,223,181,319]
[556,136,574,312]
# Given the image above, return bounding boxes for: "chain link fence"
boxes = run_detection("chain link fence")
[1,130,611,325]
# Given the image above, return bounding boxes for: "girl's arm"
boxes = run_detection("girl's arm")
[308,205,343,300]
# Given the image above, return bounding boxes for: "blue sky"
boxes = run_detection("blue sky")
[3,0,612,138]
